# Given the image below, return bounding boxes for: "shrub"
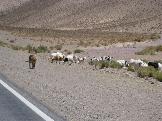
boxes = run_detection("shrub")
[64,49,68,52]
[135,50,156,55]
[134,38,142,42]
[90,59,162,82]
[49,46,55,50]
[127,65,135,72]
[21,47,27,51]
[74,49,84,53]
[10,45,23,50]
[135,45,162,55]
[137,67,157,78]
[64,49,72,54]
[95,43,100,47]
[78,40,85,46]
[150,33,161,40]
[155,72,162,82]
[90,60,122,69]
[156,45,162,52]
[137,67,150,78]
[78,40,90,47]
[127,65,162,82]
[36,45,48,53]
[99,61,109,69]
[25,44,33,53]
[67,51,72,54]
[32,47,37,53]
[0,41,7,47]
[108,61,122,69]
[135,46,155,55]
[54,44,62,50]
[89,60,98,66]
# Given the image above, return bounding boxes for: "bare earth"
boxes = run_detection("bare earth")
[0,30,162,121]
[0,0,161,33]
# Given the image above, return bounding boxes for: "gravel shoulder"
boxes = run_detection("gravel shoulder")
[0,31,162,121]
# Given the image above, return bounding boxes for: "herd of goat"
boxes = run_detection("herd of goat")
[91,56,162,71]
[28,52,162,71]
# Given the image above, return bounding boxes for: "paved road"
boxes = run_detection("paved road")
[0,83,45,121]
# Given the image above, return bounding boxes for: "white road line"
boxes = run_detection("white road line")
[0,79,54,121]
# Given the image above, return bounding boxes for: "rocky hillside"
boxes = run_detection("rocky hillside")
[0,0,161,33]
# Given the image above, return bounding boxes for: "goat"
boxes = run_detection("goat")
[129,59,143,67]
[64,54,78,64]
[140,61,148,67]
[48,52,65,63]
[78,57,87,63]
[29,54,37,69]
[116,60,129,67]
[148,62,162,71]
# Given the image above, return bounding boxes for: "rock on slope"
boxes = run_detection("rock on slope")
[0,0,162,33]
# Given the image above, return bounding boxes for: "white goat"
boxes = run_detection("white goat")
[129,59,148,67]
[48,52,65,63]
[78,57,87,63]
[140,62,148,67]
[130,59,143,64]
[91,56,113,62]
[117,60,129,67]
[158,63,162,71]
[64,54,78,64]
[91,56,98,61]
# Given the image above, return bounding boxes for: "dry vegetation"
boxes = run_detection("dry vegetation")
[0,26,160,48]
[90,60,162,82]
[0,40,49,53]
[128,66,162,82]
[54,44,63,50]
[89,60,122,69]
[136,45,162,55]
[74,49,84,53]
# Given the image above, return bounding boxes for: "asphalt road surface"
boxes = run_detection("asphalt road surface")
[0,83,46,121]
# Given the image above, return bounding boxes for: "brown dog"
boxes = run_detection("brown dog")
[29,54,37,69]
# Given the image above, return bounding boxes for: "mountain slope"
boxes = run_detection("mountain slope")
[0,0,161,33]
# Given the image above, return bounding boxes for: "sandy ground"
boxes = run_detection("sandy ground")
[0,30,162,121]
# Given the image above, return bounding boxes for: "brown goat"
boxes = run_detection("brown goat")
[29,54,37,69]
[49,55,65,63]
